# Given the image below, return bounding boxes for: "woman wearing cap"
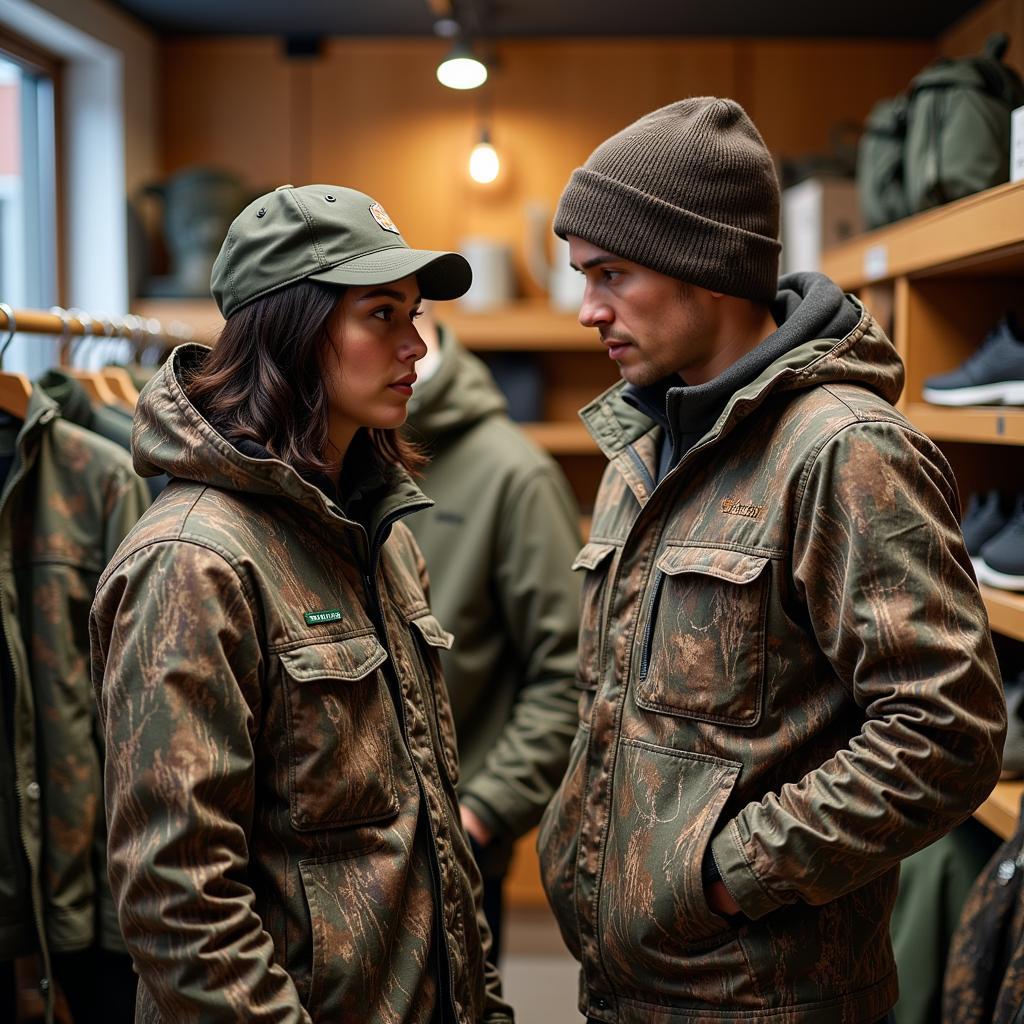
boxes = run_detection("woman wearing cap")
[90,185,514,1024]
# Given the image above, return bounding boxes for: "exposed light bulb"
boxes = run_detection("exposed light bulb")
[437,49,488,90]
[469,140,500,184]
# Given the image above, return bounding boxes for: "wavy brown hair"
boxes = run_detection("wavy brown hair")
[186,279,425,478]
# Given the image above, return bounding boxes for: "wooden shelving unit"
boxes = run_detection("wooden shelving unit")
[981,587,1024,644]
[824,180,1024,839]
[821,180,1024,291]
[523,421,599,455]
[905,405,1024,446]
[443,299,595,352]
[974,780,1024,840]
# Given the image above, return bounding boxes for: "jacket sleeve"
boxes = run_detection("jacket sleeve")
[90,539,312,1024]
[710,419,1006,920]
[94,456,152,952]
[459,467,583,840]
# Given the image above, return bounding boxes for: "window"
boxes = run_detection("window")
[0,35,58,376]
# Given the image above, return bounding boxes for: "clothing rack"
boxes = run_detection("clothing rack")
[0,304,195,418]
[0,304,195,347]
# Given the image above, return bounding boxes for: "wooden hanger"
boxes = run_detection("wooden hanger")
[68,367,120,406]
[0,303,31,419]
[100,366,140,409]
[54,307,123,409]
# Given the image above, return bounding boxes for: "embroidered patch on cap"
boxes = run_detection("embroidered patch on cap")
[304,609,343,626]
[369,202,400,234]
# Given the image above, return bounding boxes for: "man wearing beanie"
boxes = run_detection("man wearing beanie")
[536,97,1005,1024]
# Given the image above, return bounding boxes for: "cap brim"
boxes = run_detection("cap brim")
[308,247,472,300]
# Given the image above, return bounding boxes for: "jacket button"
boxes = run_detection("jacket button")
[39,977,49,993]
[26,781,40,800]
[595,997,609,1010]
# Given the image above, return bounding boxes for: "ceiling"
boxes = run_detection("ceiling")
[107,0,983,39]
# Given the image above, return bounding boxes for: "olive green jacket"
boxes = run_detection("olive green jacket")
[0,390,149,1010]
[90,345,512,1024]
[537,287,1005,1024]
[405,331,581,873]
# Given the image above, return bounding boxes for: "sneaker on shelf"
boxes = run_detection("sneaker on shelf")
[922,314,1024,406]
[961,490,1012,568]
[1003,671,1024,778]
[977,495,1024,591]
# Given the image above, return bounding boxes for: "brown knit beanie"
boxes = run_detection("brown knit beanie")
[554,97,781,303]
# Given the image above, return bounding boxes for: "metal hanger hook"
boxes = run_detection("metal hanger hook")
[67,308,95,365]
[49,306,74,365]
[0,303,16,368]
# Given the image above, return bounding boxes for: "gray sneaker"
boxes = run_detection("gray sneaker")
[961,490,1012,566]
[923,315,1024,406]
[977,495,1024,591]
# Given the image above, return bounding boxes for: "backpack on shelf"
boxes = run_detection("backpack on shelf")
[856,95,910,229]
[904,32,1024,215]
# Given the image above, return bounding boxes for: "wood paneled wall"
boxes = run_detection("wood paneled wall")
[941,0,1024,72]
[159,36,931,295]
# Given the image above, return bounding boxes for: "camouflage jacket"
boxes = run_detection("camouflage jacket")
[90,345,512,1024]
[537,283,1005,1024]
[0,390,149,1001]
[943,794,1024,1024]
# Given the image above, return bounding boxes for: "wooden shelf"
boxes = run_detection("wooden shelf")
[905,404,1024,446]
[822,180,1024,291]
[523,421,599,455]
[443,300,595,351]
[981,586,1024,642]
[975,780,1024,840]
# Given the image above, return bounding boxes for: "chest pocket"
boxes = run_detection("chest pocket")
[635,545,771,727]
[408,613,460,786]
[571,541,617,721]
[278,634,399,830]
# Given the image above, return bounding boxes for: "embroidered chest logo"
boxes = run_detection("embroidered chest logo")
[304,608,343,626]
[369,202,400,234]
[720,498,766,520]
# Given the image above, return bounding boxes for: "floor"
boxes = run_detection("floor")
[501,906,584,1023]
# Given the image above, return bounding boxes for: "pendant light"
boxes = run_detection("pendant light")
[469,126,500,184]
[437,39,488,90]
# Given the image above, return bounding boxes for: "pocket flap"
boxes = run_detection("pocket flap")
[571,541,616,572]
[410,613,455,651]
[278,634,387,683]
[655,545,769,585]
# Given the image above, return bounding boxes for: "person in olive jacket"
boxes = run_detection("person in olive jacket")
[537,98,1006,1024]
[90,185,513,1024]
[404,309,581,959]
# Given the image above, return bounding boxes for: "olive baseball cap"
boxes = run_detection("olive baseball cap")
[211,184,472,319]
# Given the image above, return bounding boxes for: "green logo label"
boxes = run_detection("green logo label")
[304,608,343,626]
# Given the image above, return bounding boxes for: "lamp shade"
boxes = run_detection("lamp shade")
[437,42,488,90]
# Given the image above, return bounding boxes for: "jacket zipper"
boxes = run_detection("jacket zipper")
[363,508,460,1022]
[626,444,656,496]
[638,569,666,682]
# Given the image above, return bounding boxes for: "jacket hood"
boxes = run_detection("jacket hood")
[582,272,905,455]
[132,344,429,529]
[404,325,506,439]
[755,271,903,403]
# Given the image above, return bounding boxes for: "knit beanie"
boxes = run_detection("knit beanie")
[554,97,781,303]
